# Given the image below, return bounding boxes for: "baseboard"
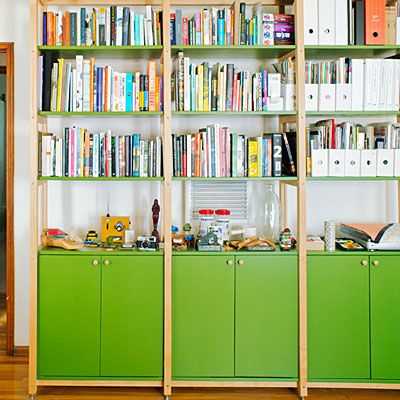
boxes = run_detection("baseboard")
[13,346,29,357]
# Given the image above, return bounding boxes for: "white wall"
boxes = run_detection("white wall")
[0,0,397,345]
[0,0,31,345]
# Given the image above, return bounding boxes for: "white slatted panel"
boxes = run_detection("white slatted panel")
[191,182,249,221]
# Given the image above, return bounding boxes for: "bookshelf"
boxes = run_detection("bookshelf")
[29,0,400,399]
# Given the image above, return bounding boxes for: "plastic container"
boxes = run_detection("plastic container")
[263,184,281,242]
[215,209,231,242]
[198,209,214,236]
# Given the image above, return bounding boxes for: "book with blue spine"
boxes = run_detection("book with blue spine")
[122,7,130,45]
[80,8,86,45]
[175,10,182,45]
[218,10,225,45]
[132,133,141,176]
[170,14,176,45]
[43,12,47,45]
[126,73,133,111]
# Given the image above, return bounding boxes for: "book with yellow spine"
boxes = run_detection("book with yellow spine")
[248,137,258,177]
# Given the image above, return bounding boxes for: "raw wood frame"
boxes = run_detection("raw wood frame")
[0,42,15,357]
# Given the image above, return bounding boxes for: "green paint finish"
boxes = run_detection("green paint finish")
[38,111,163,116]
[172,249,297,256]
[172,111,296,116]
[38,246,164,256]
[235,256,298,377]
[172,255,235,377]
[101,256,163,377]
[305,45,400,59]
[172,176,297,181]
[370,256,400,379]
[38,255,101,377]
[38,176,163,181]
[307,255,370,379]
[307,111,400,116]
[171,45,296,59]
[38,45,163,59]
[308,177,400,181]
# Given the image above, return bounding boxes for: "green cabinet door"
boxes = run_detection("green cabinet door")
[38,255,101,377]
[370,256,400,379]
[172,255,235,377]
[235,255,298,377]
[308,255,370,380]
[101,255,163,377]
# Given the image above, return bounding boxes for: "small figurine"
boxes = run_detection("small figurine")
[183,223,195,248]
[172,225,187,251]
[152,199,161,243]
[279,228,297,251]
[84,229,99,247]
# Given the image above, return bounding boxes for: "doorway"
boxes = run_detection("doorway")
[0,43,14,356]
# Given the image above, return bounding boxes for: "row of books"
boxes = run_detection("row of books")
[42,6,162,47]
[39,129,162,178]
[172,52,287,112]
[38,54,163,112]
[172,126,296,178]
[170,8,234,46]
[304,0,397,46]
[305,58,400,112]
[307,121,400,177]
[239,3,295,45]
[308,120,400,150]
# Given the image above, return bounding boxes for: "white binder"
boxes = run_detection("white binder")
[304,0,319,45]
[336,84,352,111]
[311,149,328,177]
[318,0,335,45]
[345,150,361,177]
[305,84,318,111]
[351,59,364,111]
[335,0,348,45]
[360,150,377,177]
[394,149,400,176]
[267,97,284,111]
[282,84,296,111]
[328,149,345,177]
[376,149,394,177]
[318,84,336,111]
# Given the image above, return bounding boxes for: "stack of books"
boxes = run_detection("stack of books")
[239,3,295,45]
[307,120,400,177]
[170,7,234,45]
[42,6,162,46]
[39,129,162,178]
[172,125,296,178]
[172,52,285,112]
[305,58,400,112]
[305,0,400,45]
[38,55,163,112]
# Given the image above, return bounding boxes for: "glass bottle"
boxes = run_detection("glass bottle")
[263,184,281,242]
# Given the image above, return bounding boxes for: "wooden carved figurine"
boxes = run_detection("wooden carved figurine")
[152,199,161,243]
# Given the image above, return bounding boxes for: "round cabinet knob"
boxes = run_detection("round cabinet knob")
[373,260,380,266]
[92,259,99,266]
[361,260,368,266]
[237,259,245,266]
[226,259,233,266]
[103,259,110,266]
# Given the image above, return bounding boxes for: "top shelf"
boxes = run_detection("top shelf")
[38,45,163,59]
[305,45,400,59]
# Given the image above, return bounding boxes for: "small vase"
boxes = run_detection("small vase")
[263,184,281,242]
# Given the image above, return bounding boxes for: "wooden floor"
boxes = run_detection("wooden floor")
[0,301,400,399]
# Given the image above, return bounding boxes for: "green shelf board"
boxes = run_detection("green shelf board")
[171,45,296,58]
[172,176,297,181]
[308,250,400,257]
[38,246,164,256]
[173,248,297,256]
[172,377,298,382]
[308,176,400,181]
[307,111,400,116]
[38,45,163,59]
[305,45,400,59]
[172,111,297,116]
[38,111,163,117]
[38,177,163,181]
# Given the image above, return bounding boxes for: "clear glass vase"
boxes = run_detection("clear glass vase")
[263,184,281,242]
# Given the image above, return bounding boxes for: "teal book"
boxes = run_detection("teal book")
[132,133,140,177]
[126,73,133,112]
[231,133,237,177]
